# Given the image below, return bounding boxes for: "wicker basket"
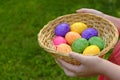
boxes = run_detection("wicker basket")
[38,13,119,65]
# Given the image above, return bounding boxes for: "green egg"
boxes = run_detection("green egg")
[72,38,89,53]
[88,36,105,50]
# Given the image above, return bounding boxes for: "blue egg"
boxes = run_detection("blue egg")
[55,23,70,37]
[82,28,98,40]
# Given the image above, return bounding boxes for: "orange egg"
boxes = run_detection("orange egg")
[65,32,81,45]
[57,44,72,53]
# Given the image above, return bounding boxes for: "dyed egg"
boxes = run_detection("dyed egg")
[70,22,87,34]
[83,45,100,56]
[55,23,70,37]
[89,36,105,50]
[53,36,66,46]
[57,44,72,53]
[72,38,89,53]
[65,32,81,45]
[82,28,98,40]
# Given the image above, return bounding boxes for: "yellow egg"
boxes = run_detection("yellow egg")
[83,45,100,56]
[70,22,87,34]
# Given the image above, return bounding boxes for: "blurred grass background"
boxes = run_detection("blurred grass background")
[0,0,120,80]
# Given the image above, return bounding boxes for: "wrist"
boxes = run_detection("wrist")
[89,57,107,74]
[98,59,109,74]
[93,58,108,74]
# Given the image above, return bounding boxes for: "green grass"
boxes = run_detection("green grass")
[0,0,120,80]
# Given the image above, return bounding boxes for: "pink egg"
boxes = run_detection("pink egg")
[53,36,67,46]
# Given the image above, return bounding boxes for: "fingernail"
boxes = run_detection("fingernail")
[76,10,80,13]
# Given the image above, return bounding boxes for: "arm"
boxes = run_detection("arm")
[100,59,120,80]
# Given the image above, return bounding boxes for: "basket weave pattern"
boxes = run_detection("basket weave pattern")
[38,13,119,65]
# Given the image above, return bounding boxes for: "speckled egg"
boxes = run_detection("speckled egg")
[82,28,98,40]
[53,36,66,46]
[70,22,87,34]
[55,23,70,37]
[89,36,105,50]
[65,31,81,45]
[72,38,89,53]
[83,45,100,56]
[57,44,72,53]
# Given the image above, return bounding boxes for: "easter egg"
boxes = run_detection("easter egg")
[70,22,87,34]
[53,36,66,46]
[82,28,98,40]
[89,36,105,50]
[55,23,70,37]
[72,38,89,53]
[57,44,72,53]
[65,32,81,45]
[83,45,100,56]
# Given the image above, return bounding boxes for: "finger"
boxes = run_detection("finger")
[76,9,85,13]
[63,66,94,77]
[69,52,86,63]
[55,59,64,69]
[76,8,103,16]
[57,59,79,73]
[63,68,76,77]
[76,8,91,13]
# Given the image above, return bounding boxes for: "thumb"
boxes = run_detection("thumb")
[76,8,90,13]
[69,52,86,63]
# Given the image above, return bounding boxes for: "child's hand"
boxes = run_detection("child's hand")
[56,52,105,77]
[56,52,120,80]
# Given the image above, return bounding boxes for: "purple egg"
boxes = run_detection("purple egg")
[55,23,70,37]
[82,28,98,40]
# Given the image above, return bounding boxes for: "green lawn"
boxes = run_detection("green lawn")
[0,0,120,80]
